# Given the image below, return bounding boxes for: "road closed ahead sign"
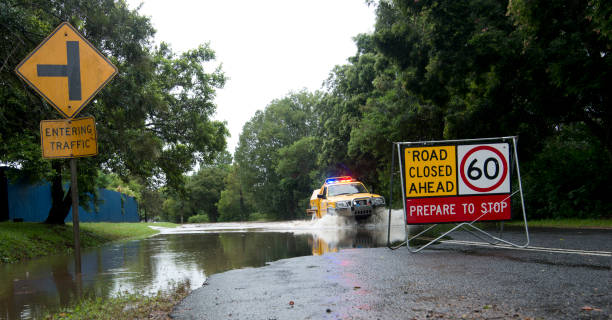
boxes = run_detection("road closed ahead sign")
[404,146,456,197]
[402,141,511,224]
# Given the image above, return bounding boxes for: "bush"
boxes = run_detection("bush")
[248,212,268,221]
[187,214,209,223]
[523,124,612,219]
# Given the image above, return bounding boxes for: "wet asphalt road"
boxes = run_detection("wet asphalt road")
[171,228,611,320]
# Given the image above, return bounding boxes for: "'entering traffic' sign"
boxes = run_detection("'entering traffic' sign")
[40,117,98,159]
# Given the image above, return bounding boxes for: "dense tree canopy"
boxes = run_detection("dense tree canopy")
[1,0,610,223]
[232,91,322,220]
[221,0,611,221]
[0,0,227,223]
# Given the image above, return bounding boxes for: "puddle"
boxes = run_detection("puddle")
[0,209,407,319]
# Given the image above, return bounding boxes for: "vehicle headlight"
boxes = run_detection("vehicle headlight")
[335,200,351,208]
[372,197,385,206]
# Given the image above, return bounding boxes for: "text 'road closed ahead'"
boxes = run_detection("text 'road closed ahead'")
[404,146,457,198]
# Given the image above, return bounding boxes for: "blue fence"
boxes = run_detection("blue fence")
[6,182,139,223]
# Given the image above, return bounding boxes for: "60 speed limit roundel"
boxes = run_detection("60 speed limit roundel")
[457,143,510,195]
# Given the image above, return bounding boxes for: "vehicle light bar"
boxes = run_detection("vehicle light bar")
[325,176,354,184]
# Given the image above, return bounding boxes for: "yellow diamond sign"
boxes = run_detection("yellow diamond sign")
[15,22,117,118]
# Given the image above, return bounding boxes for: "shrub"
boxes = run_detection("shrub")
[523,124,612,219]
[248,212,268,221]
[187,214,209,223]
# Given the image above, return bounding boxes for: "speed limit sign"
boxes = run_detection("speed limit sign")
[457,143,510,195]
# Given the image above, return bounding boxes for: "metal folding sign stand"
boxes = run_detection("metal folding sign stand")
[387,136,529,253]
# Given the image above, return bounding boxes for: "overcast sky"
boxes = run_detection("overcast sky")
[126,0,376,154]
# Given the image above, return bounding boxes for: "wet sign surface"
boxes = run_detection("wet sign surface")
[402,142,511,224]
[404,146,457,198]
[40,117,97,158]
[15,22,117,118]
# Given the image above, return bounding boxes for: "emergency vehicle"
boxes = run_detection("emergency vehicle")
[307,176,385,220]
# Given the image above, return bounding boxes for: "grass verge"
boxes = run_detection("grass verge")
[0,222,177,264]
[506,218,612,229]
[45,280,190,320]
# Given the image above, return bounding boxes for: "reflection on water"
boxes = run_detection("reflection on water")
[0,210,407,319]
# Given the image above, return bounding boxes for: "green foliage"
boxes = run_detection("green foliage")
[233,91,322,220]
[506,218,612,229]
[158,157,230,223]
[1,0,228,223]
[248,212,269,221]
[3,0,608,223]
[222,0,612,221]
[78,222,175,241]
[187,214,209,223]
[523,124,612,219]
[96,172,141,198]
[0,222,84,264]
[138,186,165,221]
[217,165,253,222]
[276,136,321,214]
[46,280,190,320]
[0,222,172,264]
[160,198,187,223]
[185,165,228,222]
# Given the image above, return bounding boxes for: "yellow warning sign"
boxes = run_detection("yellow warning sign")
[40,117,97,158]
[404,146,457,198]
[15,22,117,119]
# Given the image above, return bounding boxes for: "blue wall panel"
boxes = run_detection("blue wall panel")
[7,183,52,222]
[7,182,139,223]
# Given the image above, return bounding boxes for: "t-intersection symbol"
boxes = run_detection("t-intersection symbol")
[37,41,82,100]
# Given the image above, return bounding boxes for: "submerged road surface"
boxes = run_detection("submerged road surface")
[172,227,611,320]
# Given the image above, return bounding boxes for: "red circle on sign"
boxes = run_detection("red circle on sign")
[459,145,508,192]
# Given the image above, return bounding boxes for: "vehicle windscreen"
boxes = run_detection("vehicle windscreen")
[327,183,368,197]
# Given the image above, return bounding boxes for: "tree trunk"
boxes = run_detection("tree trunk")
[44,162,72,224]
[239,187,246,221]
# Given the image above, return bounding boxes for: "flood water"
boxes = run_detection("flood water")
[0,211,406,319]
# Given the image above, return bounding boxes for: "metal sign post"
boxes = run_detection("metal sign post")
[70,158,81,273]
[15,22,117,274]
[387,136,529,252]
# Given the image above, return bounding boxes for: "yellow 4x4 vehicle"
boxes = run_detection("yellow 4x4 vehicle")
[307,176,385,220]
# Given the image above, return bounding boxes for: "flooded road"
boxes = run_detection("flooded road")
[0,210,406,319]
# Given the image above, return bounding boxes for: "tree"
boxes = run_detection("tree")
[359,0,612,217]
[276,136,320,216]
[161,197,189,223]
[370,0,612,158]
[508,0,612,157]
[233,90,322,220]
[0,0,228,223]
[139,186,164,222]
[185,165,229,222]
[217,164,253,222]
[317,34,379,178]
[522,123,612,219]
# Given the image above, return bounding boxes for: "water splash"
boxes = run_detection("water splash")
[154,208,408,247]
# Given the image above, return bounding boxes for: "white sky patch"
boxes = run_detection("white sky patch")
[126,0,376,154]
